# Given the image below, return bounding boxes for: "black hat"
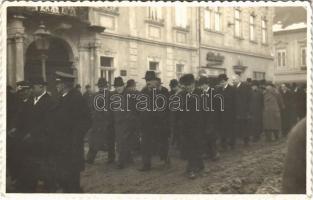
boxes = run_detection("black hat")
[75,84,81,89]
[251,80,259,87]
[155,77,162,84]
[198,76,209,86]
[55,71,75,83]
[113,77,124,87]
[246,78,252,83]
[126,79,136,88]
[169,79,179,88]
[179,74,195,86]
[16,80,31,91]
[217,74,228,82]
[29,77,48,86]
[144,71,157,81]
[96,77,108,87]
[85,84,91,89]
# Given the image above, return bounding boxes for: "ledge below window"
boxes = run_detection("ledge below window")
[204,28,224,35]
[173,25,190,32]
[145,18,164,27]
[234,36,244,40]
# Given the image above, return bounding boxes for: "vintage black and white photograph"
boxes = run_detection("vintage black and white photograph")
[3,1,310,197]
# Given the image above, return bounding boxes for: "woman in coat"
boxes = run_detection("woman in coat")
[263,83,283,141]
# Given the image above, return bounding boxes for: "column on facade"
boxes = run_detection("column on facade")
[166,47,174,85]
[7,15,25,86]
[78,45,91,91]
[7,38,16,87]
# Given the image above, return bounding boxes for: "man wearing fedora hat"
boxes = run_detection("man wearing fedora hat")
[138,71,160,171]
[111,77,139,169]
[16,76,55,192]
[249,80,263,142]
[216,74,236,150]
[86,77,115,165]
[49,71,91,193]
[177,74,206,179]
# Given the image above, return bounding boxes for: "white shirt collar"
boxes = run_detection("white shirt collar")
[62,92,69,97]
[34,91,46,105]
[237,82,241,88]
[224,83,229,89]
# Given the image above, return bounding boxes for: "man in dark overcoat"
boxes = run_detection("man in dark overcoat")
[280,84,293,136]
[111,77,139,169]
[232,74,251,146]
[17,77,55,192]
[198,76,219,160]
[215,74,236,150]
[86,78,115,164]
[138,71,163,171]
[155,77,171,165]
[177,74,205,179]
[249,80,264,142]
[51,71,91,193]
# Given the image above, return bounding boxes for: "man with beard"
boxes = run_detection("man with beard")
[51,71,91,192]
[177,74,205,179]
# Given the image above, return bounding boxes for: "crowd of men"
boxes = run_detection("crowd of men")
[6,69,306,193]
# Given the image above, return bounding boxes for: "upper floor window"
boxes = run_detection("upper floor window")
[277,49,286,68]
[234,9,241,37]
[204,9,212,30]
[204,7,221,32]
[301,47,307,66]
[148,7,162,21]
[249,15,256,41]
[261,19,268,44]
[213,8,221,32]
[253,71,265,80]
[175,6,187,28]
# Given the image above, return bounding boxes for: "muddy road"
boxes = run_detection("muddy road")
[82,138,286,194]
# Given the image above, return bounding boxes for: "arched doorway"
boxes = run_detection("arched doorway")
[25,37,74,96]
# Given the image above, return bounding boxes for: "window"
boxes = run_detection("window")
[261,19,267,44]
[204,9,211,30]
[249,15,255,41]
[175,6,187,28]
[234,9,241,37]
[277,49,286,67]
[301,47,306,66]
[100,56,114,87]
[148,7,162,21]
[149,61,159,72]
[253,71,265,80]
[204,7,222,32]
[213,8,221,32]
[176,64,184,78]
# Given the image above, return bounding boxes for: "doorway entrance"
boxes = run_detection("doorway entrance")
[25,37,74,96]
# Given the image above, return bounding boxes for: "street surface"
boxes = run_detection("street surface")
[82,138,286,194]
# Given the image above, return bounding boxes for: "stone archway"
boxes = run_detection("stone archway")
[25,37,74,96]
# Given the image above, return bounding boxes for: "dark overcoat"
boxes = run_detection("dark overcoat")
[234,83,251,120]
[249,88,263,134]
[263,88,282,131]
[50,89,91,173]
[88,89,113,151]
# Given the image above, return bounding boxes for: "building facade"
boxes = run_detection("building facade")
[7,6,274,92]
[273,23,307,83]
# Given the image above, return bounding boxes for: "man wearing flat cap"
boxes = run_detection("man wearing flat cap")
[86,77,115,165]
[50,71,91,193]
[16,77,55,192]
